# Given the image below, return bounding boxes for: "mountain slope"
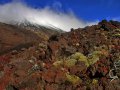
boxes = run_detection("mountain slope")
[0,22,62,55]
[0,20,120,90]
[17,21,64,40]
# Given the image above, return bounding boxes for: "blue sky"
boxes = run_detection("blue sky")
[0,0,120,31]
[0,0,120,21]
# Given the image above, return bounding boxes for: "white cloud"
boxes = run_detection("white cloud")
[0,1,98,31]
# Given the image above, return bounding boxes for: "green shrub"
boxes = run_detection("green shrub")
[87,51,101,65]
[70,52,89,67]
[92,79,98,85]
[53,59,77,68]
[53,51,102,68]
[53,60,64,67]
[71,52,87,60]
[112,34,120,37]
[66,73,82,85]
[38,43,47,49]
[64,59,77,67]
[114,28,120,31]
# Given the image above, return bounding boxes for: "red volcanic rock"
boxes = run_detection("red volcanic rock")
[0,55,11,71]
[49,41,60,52]
[45,84,58,90]
[42,69,56,83]
[55,70,66,84]
[69,61,87,75]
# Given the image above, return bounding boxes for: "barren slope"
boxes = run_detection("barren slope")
[0,23,42,54]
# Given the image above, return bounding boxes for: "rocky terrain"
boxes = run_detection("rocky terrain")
[0,20,120,90]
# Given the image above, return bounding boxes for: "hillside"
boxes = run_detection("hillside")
[0,20,120,90]
[0,22,61,55]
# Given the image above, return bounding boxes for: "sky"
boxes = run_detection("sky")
[0,0,120,31]
[25,0,120,21]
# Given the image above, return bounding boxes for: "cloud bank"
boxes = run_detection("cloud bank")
[0,1,98,31]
